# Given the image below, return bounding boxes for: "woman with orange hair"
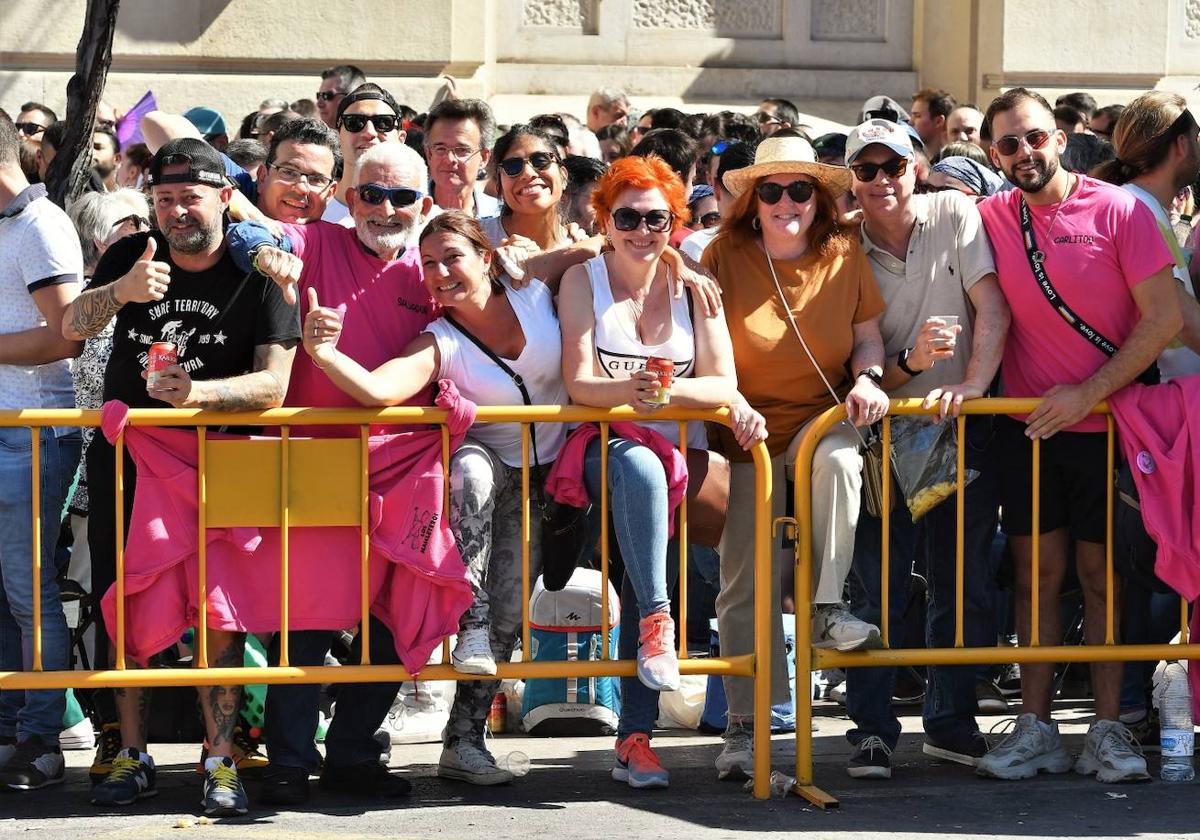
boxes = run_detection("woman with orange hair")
[558,154,738,789]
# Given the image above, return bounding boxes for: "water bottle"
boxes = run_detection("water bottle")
[1153,660,1195,783]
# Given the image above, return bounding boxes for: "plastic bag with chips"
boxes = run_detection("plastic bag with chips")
[889,417,978,521]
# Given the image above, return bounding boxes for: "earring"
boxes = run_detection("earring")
[751,216,761,231]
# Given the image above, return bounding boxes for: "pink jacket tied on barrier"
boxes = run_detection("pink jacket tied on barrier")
[98,381,476,674]
[546,422,688,536]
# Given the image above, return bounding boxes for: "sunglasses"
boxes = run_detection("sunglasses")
[15,122,46,136]
[755,180,815,204]
[356,183,425,207]
[111,213,151,231]
[993,128,1052,157]
[337,113,399,134]
[849,157,910,182]
[498,151,559,178]
[611,207,674,232]
[316,90,346,103]
[697,211,721,228]
[755,112,782,125]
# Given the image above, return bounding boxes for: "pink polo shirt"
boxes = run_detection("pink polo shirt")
[281,221,437,435]
[978,175,1172,432]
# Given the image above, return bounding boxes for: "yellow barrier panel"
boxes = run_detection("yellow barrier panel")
[790,397,1199,809]
[0,404,775,800]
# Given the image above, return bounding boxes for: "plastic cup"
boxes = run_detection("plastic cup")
[928,315,960,352]
[499,750,531,778]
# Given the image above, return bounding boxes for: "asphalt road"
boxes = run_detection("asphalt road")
[3,701,1198,840]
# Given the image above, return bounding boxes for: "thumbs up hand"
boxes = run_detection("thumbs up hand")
[303,286,347,369]
[115,236,173,304]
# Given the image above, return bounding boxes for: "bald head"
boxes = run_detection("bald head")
[355,141,427,188]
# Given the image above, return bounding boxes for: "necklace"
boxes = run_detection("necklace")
[1044,172,1075,241]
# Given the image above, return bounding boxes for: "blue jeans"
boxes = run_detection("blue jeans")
[0,427,68,744]
[846,417,1000,749]
[583,437,677,738]
[264,619,404,773]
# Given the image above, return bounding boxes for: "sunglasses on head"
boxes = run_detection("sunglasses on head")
[993,128,1052,157]
[111,213,151,231]
[611,207,674,232]
[316,90,346,103]
[337,113,398,134]
[14,122,45,136]
[356,183,424,207]
[755,180,815,205]
[498,151,559,178]
[849,157,910,182]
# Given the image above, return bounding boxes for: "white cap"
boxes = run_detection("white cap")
[845,119,916,166]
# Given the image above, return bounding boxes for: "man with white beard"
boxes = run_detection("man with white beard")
[224,142,435,806]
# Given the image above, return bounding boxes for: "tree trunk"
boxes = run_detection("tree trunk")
[44,0,121,208]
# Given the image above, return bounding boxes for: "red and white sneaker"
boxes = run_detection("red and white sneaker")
[612,733,669,789]
[636,612,680,692]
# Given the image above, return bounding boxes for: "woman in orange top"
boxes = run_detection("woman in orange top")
[699,131,890,780]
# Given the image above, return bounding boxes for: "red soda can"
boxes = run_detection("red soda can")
[644,356,674,405]
[486,692,507,734]
[146,342,177,389]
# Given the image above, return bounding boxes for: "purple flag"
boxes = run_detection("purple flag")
[116,91,157,147]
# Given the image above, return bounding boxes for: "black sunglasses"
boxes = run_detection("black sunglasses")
[993,128,1052,157]
[612,207,674,232]
[316,90,348,103]
[849,157,910,182]
[755,180,815,205]
[498,151,559,178]
[338,113,399,134]
[111,213,150,231]
[696,211,721,228]
[356,183,425,207]
[14,122,46,136]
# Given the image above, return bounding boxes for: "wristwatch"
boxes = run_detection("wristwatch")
[897,347,921,377]
[856,367,883,387]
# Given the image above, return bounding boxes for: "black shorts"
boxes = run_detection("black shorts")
[996,415,1108,543]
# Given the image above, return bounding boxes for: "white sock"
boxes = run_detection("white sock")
[140,751,154,767]
[204,755,231,772]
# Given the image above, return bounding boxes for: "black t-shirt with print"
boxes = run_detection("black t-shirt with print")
[88,229,300,408]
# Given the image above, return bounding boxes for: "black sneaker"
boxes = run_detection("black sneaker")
[847,735,892,780]
[202,757,249,817]
[320,759,412,798]
[91,747,157,805]
[975,679,1009,714]
[923,730,989,767]
[0,736,65,790]
[260,764,311,807]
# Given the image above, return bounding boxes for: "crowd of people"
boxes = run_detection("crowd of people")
[1,68,1198,817]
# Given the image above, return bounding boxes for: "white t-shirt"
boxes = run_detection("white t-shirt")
[680,226,719,262]
[1122,182,1200,381]
[321,197,353,227]
[0,185,82,409]
[424,278,567,466]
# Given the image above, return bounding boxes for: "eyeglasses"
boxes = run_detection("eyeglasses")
[428,144,482,162]
[754,180,815,205]
[316,90,347,103]
[993,128,1052,157]
[849,157,910,182]
[697,211,721,228]
[498,151,559,178]
[611,207,674,232]
[268,163,334,191]
[110,214,150,231]
[15,122,46,136]
[356,183,425,207]
[337,113,399,134]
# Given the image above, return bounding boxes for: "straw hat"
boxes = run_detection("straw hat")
[723,135,852,198]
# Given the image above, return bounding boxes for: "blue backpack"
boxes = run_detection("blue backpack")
[521,569,621,736]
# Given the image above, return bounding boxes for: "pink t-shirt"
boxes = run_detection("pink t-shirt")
[283,221,437,435]
[978,175,1172,432]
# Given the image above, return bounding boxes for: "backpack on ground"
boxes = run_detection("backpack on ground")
[521,568,621,736]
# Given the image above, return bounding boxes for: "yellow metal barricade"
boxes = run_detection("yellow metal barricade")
[0,405,777,800]
[788,397,1198,808]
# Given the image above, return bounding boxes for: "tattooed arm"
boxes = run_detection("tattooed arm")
[65,236,172,341]
[62,282,124,341]
[147,341,298,410]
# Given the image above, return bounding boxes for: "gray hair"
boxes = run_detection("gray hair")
[588,87,629,111]
[354,142,427,188]
[67,189,150,270]
[424,98,497,152]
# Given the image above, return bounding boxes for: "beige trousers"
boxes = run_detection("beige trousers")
[716,416,864,718]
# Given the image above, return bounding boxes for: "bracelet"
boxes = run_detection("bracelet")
[897,347,921,377]
[250,247,268,275]
[856,367,883,387]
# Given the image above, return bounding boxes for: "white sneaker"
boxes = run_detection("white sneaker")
[812,604,882,652]
[715,723,754,781]
[60,717,95,751]
[1074,719,1150,783]
[976,713,1072,780]
[451,627,497,676]
[437,739,514,786]
[379,682,451,745]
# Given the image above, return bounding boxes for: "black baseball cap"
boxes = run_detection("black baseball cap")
[335,83,401,123]
[146,137,229,188]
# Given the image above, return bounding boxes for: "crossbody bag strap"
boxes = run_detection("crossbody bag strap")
[1018,194,1118,358]
[444,312,547,507]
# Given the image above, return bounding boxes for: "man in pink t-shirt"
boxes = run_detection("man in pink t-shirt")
[975,88,1181,785]
[227,142,437,805]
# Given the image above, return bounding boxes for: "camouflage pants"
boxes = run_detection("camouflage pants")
[444,439,543,747]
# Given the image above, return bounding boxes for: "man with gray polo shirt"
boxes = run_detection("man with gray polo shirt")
[839,119,1011,780]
